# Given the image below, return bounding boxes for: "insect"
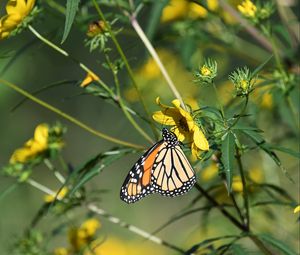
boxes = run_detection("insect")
[120,128,196,203]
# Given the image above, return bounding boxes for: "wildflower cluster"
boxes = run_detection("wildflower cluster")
[3,123,65,180]
[238,0,274,24]
[54,218,101,255]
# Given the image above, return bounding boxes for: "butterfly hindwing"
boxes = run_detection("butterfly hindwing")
[151,143,196,197]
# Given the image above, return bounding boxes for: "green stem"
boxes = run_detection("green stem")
[249,235,273,255]
[212,82,225,119]
[229,96,249,129]
[91,0,159,139]
[236,148,250,229]
[0,79,144,149]
[104,54,154,144]
[285,96,299,130]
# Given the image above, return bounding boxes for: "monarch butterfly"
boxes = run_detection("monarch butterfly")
[120,128,196,203]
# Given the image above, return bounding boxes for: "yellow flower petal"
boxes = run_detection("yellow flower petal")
[9,147,33,164]
[80,72,100,87]
[200,163,218,181]
[44,187,68,203]
[232,176,243,192]
[152,110,177,125]
[161,0,189,23]
[188,3,208,19]
[193,126,209,151]
[79,218,101,237]
[34,123,49,145]
[294,205,300,213]
[53,247,70,255]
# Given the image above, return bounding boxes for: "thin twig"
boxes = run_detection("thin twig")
[129,15,187,110]
[87,204,185,254]
[44,159,66,183]
[0,79,145,149]
[91,0,159,139]
[27,179,56,196]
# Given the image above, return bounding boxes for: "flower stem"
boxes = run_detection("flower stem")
[88,204,185,254]
[104,54,154,144]
[91,0,159,139]
[212,82,225,119]
[0,79,144,149]
[129,16,187,111]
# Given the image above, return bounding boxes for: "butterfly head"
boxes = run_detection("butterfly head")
[162,128,179,147]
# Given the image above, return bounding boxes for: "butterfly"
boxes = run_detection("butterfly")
[120,128,196,203]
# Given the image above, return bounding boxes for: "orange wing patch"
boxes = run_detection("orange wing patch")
[142,144,162,186]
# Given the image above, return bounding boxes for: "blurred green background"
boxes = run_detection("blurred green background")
[0,0,299,254]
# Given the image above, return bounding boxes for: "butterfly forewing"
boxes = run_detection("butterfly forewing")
[120,140,163,203]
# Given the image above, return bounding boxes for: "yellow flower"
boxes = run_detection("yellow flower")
[44,187,69,203]
[238,0,257,18]
[85,237,128,255]
[80,72,100,87]
[0,0,35,39]
[53,247,70,255]
[188,3,208,19]
[200,65,212,76]
[161,0,189,22]
[153,98,209,158]
[9,123,49,164]
[68,218,101,251]
[207,0,219,11]
[260,92,273,109]
[200,162,218,181]
[232,176,243,192]
[294,205,300,213]
[138,57,161,79]
[248,167,264,183]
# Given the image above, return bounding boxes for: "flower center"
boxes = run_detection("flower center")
[179,118,189,131]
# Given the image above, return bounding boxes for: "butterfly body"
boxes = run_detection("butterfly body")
[120,128,196,204]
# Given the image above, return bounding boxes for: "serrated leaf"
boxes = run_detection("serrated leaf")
[61,0,80,43]
[259,234,297,255]
[221,132,235,191]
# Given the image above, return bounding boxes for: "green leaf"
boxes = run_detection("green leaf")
[259,234,297,255]
[221,132,235,191]
[61,0,80,43]
[267,145,300,159]
[229,244,250,254]
[68,148,135,196]
[145,0,168,40]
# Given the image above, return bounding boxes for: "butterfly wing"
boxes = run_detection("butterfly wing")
[120,140,164,203]
[151,143,196,197]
